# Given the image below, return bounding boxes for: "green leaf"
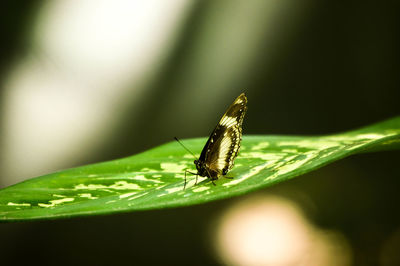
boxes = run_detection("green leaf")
[1,117,400,222]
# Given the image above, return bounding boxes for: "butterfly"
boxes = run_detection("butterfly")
[176,93,247,189]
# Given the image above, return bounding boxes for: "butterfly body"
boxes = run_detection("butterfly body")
[192,93,247,183]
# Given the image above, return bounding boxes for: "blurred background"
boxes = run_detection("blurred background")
[0,0,399,265]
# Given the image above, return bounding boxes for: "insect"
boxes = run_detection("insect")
[175,92,247,189]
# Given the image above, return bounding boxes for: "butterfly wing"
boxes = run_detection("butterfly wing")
[201,93,247,178]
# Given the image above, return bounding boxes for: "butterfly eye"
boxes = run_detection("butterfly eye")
[194,159,198,164]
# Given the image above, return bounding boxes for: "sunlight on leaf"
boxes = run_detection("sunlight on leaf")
[0,117,399,222]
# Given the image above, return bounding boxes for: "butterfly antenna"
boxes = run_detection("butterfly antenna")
[174,137,197,159]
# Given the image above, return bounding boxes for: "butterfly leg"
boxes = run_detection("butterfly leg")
[184,170,198,189]
[224,176,234,179]
[184,170,188,190]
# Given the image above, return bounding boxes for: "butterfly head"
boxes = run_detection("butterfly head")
[194,159,207,177]
[194,159,201,170]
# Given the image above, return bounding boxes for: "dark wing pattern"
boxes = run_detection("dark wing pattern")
[196,93,247,179]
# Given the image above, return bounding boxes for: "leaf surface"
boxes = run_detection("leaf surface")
[1,117,399,222]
